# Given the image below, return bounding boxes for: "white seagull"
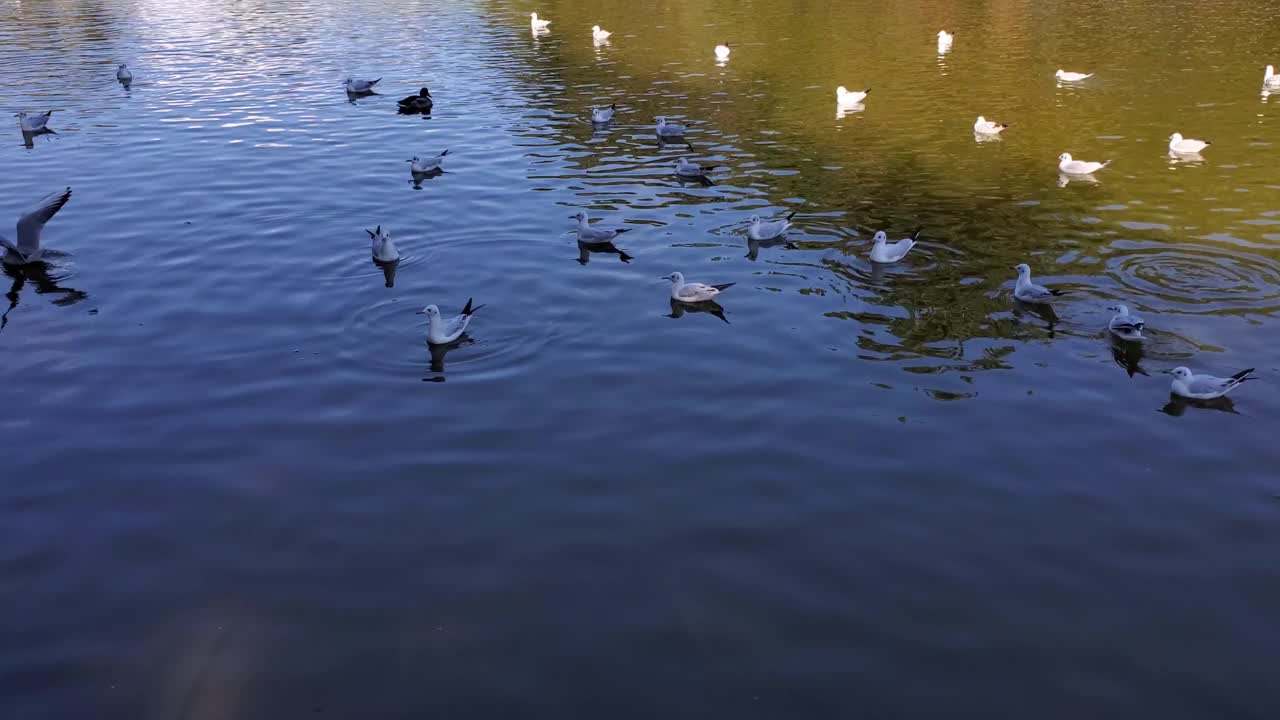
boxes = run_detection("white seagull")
[869,229,921,264]
[1168,366,1255,400]
[592,25,611,41]
[408,149,449,174]
[715,42,731,60]
[1055,69,1093,82]
[1263,65,1280,89]
[1058,152,1109,175]
[591,103,617,123]
[1168,132,1211,154]
[973,116,1008,135]
[571,210,631,243]
[0,187,72,266]
[937,30,954,51]
[666,272,734,303]
[747,212,795,241]
[343,77,380,93]
[16,111,53,133]
[419,298,484,345]
[836,86,871,106]
[116,64,132,82]
[1012,263,1066,304]
[366,225,399,262]
[674,157,717,186]
[1107,304,1146,340]
[655,116,688,137]
[530,13,551,29]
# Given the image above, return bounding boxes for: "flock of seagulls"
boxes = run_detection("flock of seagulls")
[5,14,1269,401]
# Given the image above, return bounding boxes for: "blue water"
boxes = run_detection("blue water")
[2,0,1278,716]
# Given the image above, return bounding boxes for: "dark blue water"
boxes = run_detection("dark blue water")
[2,0,1278,716]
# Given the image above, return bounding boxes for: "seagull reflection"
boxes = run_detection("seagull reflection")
[373,257,399,288]
[1057,172,1099,188]
[423,336,476,381]
[669,298,728,324]
[835,103,865,119]
[1261,89,1272,103]
[1,261,88,334]
[410,168,444,189]
[1108,334,1148,377]
[577,240,633,265]
[1167,150,1205,164]
[20,128,55,150]
[1012,300,1058,336]
[1160,394,1238,417]
[745,236,798,261]
[974,131,1001,144]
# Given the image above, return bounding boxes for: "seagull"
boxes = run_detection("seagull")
[530,12,551,29]
[666,272,734,303]
[747,212,795,241]
[15,111,53,133]
[1,188,72,266]
[343,77,380,93]
[116,64,132,82]
[1012,263,1065,304]
[408,149,448,174]
[715,42,731,60]
[1168,366,1255,400]
[836,86,871,106]
[1055,69,1093,82]
[397,87,433,112]
[1168,132,1210,154]
[674,157,717,186]
[571,210,631,243]
[1263,65,1280,89]
[366,225,399,262]
[591,103,617,123]
[655,116,687,137]
[869,229,921,263]
[973,116,1008,135]
[419,298,484,346]
[592,25,611,40]
[1107,304,1146,340]
[1058,152,1109,175]
[937,30,954,51]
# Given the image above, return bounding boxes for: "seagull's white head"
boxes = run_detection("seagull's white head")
[938,30,949,38]
[419,304,441,319]
[593,25,601,32]
[119,63,128,70]
[1110,304,1129,315]
[1055,69,1065,78]
[1267,65,1275,79]
[530,13,538,19]
[571,210,589,222]
[976,115,986,124]
[674,157,688,168]
[836,86,849,96]
[665,272,684,284]
[366,225,389,242]
[1013,263,1031,277]
[1169,132,1183,143]
[749,215,761,224]
[1170,367,1192,380]
[655,116,666,125]
[1058,152,1072,162]
[873,231,888,243]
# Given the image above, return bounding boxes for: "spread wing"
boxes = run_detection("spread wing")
[16,187,72,254]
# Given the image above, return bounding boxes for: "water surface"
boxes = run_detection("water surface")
[2,0,1278,716]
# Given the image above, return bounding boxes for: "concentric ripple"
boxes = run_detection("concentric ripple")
[1105,241,1280,315]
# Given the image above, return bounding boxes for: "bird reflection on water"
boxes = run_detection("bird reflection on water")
[669,298,728,324]
[577,240,633,265]
[1,260,88,334]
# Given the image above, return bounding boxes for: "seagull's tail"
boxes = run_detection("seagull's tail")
[911,227,924,240]
[462,298,486,316]
[1204,140,1213,146]
[711,283,736,292]
[1050,289,1068,296]
[438,149,450,157]
[1102,160,1112,168]
[786,211,797,221]
[370,78,381,86]
[698,175,716,187]
[1231,368,1257,384]
[613,228,632,234]
[862,87,871,95]
[610,103,617,110]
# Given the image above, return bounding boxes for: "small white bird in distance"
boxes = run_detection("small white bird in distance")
[674,157,718,186]
[1058,153,1110,175]
[973,116,1008,134]
[1,187,72,266]
[1262,65,1280,89]
[366,225,399,262]
[1055,69,1093,82]
[408,150,449,174]
[1167,366,1255,400]
[1012,263,1066,304]
[1168,133,1211,154]
[530,13,551,29]
[117,64,132,82]
[666,272,734,303]
[592,25,611,41]
[591,103,617,123]
[836,86,871,106]
[1107,304,1145,341]
[747,212,795,241]
[343,77,380,93]
[655,116,688,137]
[571,210,631,243]
[15,111,54,133]
[715,42,731,60]
[937,30,954,50]
[869,229,921,264]
[419,298,484,345]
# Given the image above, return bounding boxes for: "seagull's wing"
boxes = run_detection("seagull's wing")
[16,187,72,254]
[1187,375,1232,396]
[677,283,717,300]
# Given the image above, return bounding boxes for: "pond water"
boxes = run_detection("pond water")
[2,0,1278,716]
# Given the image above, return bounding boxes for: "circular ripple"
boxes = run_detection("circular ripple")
[1107,242,1280,314]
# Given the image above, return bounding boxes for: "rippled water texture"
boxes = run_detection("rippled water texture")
[2,0,1278,716]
